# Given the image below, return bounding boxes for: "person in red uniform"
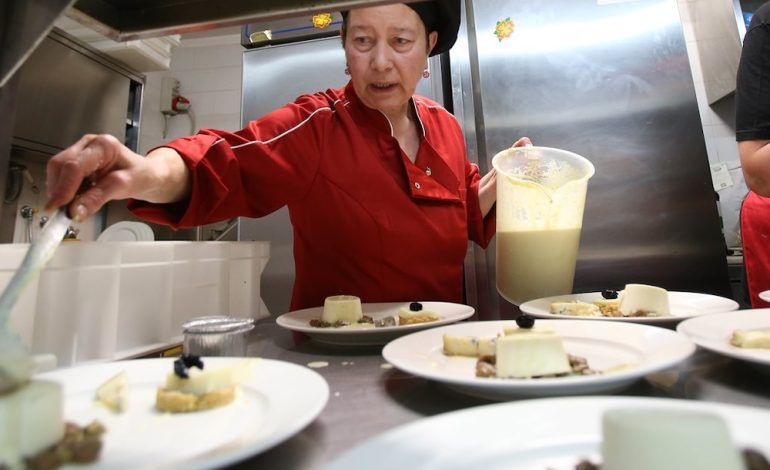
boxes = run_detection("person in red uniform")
[44,1,531,312]
[736,1,770,308]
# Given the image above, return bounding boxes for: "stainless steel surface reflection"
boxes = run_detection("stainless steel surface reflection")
[182,316,255,356]
[452,0,731,318]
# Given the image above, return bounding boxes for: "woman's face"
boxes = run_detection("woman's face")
[343,5,438,117]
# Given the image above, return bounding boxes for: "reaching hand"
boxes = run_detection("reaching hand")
[45,134,144,221]
[45,134,190,221]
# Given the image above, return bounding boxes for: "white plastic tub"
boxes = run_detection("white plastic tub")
[0,241,269,366]
[0,244,39,346]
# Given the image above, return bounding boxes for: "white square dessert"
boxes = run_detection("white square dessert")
[495,328,571,378]
[0,380,65,468]
[601,408,744,470]
[321,295,363,324]
[618,284,670,316]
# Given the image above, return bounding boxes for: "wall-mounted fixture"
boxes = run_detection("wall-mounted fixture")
[160,76,194,138]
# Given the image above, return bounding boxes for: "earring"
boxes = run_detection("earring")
[344,66,350,75]
[422,68,430,79]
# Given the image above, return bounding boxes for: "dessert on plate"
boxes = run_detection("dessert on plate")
[95,371,127,412]
[156,355,253,413]
[322,295,363,324]
[398,302,440,325]
[1,377,66,469]
[549,284,671,318]
[442,335,497,357]
[494,318,572,378]
[308,297,440,328]
[573,408,768,470]
[0,341,105,469]
[443,315,598,379]
[549,300,601,316]
[617,284,670,317]
[309,295,376,328]
[730,328,770,349]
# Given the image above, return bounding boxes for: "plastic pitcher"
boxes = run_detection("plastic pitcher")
[492,146,595,305]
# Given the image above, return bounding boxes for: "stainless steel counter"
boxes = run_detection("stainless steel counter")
[227,319,770,469]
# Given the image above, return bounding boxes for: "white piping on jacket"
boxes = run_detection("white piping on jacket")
[211,100,342,150]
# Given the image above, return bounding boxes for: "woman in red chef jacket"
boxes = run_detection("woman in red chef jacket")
[44,1,531,312]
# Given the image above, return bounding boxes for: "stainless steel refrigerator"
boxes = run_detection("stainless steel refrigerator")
[452,0,732,318]
[238,1,731,318]
[238,33,445,316]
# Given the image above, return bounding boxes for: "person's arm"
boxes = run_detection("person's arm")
[740,139,770,197]
[45,134,191,221]
[139,147,191,203]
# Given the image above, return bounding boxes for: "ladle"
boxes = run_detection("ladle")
[0,207,71,391]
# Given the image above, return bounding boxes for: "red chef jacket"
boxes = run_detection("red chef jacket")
[741,191,770,308]
[129,82,495,311]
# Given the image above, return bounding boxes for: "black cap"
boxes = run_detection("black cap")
[341,1,461,56]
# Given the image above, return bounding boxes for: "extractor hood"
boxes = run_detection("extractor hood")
[68,0,409,41]
[0,0,409,90]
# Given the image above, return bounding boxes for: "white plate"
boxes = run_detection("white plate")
[276,301,475,346]
[36,357,328,469]
[677,309,770,367]
[760,290,770,302]
[382,320,694,399]
[323,396,770,470]
[520,291,739,325]
[97,221,155,242]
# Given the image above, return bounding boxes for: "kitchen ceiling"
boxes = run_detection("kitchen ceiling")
[69,0,409,41]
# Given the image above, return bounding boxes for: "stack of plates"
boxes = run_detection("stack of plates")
[97,221,154,242]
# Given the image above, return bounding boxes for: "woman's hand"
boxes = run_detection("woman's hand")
[511,137,533,149]
[479,137,532,217]
[45,134,190,221]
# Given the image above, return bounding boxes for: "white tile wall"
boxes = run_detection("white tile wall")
[138,32,244,154]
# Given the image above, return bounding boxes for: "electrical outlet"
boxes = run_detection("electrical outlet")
[160,77,180,114]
